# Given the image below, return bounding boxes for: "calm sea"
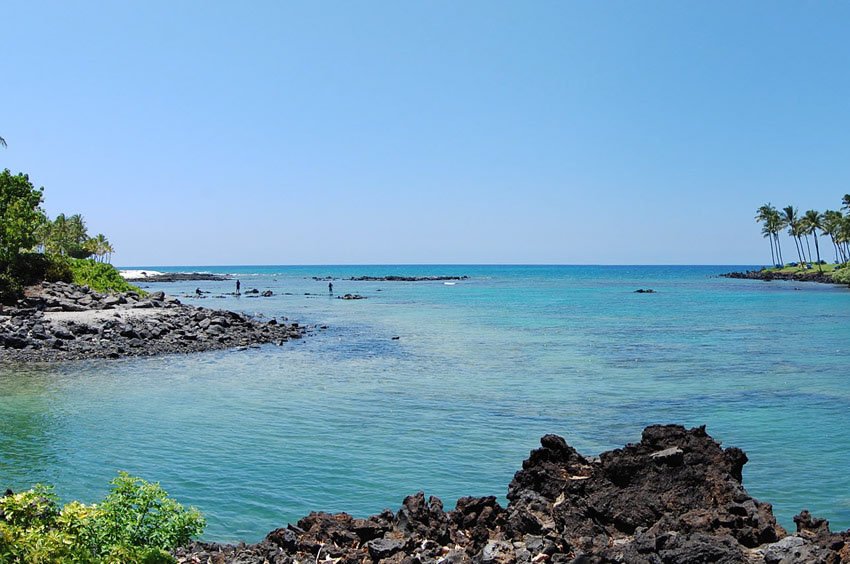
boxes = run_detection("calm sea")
[1,265,849,542]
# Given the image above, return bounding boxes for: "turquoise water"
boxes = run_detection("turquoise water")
[2,265,849,541]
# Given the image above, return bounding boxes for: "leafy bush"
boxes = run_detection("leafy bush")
[43,254,74,283]
[0,170,47,303]
[0,272,22,304]
[0,170,45,267]
[832,266,850,285]
[0,473,205,563]
[0,253,77,304]
[67,258,145,295]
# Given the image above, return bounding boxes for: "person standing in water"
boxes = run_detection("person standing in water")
[236,279,241,295]
[328,281,333,294]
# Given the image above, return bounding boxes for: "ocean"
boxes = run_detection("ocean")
[1,265,849,542]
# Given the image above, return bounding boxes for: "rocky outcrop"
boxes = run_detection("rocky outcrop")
[124,272,229,282]
[174,425,850,563]
[0,281,307,362]
[722,269,837,285]
[344,276,469,282]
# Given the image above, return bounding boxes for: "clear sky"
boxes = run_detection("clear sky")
[3,1,849,265]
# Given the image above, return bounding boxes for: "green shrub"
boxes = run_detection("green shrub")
[0,253,75,303]
[43,254,73,283]
[832,266,850,285]
[0,473,205,563]
[67,258,145,295]
[0,271,22,304]
[12,253,72,285]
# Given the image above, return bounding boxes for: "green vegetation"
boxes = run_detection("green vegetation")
[0,167,123,303]
[65,258,144,294]
[832,266,850,285]
[755,197,850,281]
[766,263,839,275]
[38,213,114,262]
[0,170,48,301]
[0,473,205,563]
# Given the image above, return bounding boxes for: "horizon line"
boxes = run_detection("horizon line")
[117,262,765,268]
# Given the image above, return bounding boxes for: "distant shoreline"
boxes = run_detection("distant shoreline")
[721,268,840,285]
[121,271,230,282]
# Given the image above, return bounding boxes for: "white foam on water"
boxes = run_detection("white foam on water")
[119,269,165,279]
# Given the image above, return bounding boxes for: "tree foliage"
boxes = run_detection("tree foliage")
[0,168,119,301]
[833,266,850,285]
[755,195,850,269]
[0,473,205,563]
[0,169,45,266]
[65,257,143,294]
[38,213,114,262]
[0,170,48,301]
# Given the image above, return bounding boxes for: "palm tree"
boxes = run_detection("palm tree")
[757,203,786,266]
[104,240,114,264]
[759,224,776,266]
[0,136,6,148]
[782,206,806,266]
[802,227,813,265]
[822,210,845,263]
[45,213,69,255]
[88,233,113,263]
[755,204,779,266]
[836,197,850,263]
[802,210,824,272]
[771,210,785,265]
[65,214,90,258]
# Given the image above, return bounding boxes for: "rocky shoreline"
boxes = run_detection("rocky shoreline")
[721,269,838,285]
[0,281,307,362]
[124,272,230,282]
[175,425,849,563]
[312,276,469,282]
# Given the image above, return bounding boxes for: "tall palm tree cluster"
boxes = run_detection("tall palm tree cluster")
[36,213,115,263]
[755,195,850,270]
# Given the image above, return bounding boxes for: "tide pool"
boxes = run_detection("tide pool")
[1,265,849,542]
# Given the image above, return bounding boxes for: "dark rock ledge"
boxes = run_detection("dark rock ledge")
[721,269,838,285]
[0,281,306,362]
[348,276,468,282]
[313,276,469,282]
[124,272,230,282]
[174,425,850,563]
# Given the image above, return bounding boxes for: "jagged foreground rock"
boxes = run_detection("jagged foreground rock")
[175,425,850,563]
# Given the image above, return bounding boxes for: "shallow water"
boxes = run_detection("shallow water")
[1,265,849,542]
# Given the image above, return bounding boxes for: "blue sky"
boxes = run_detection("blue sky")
[3,1,849,265]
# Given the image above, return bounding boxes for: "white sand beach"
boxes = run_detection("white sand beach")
[43,307,177,325]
